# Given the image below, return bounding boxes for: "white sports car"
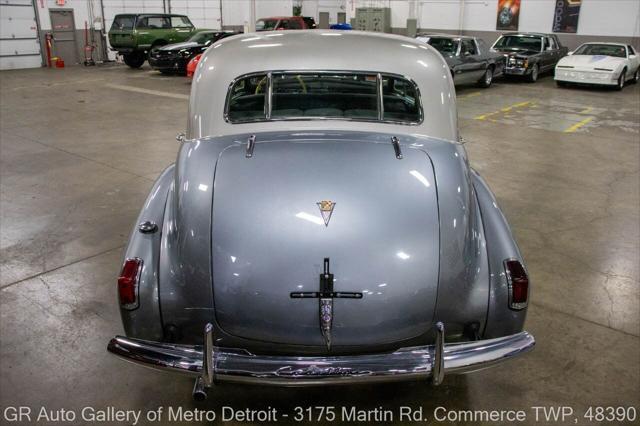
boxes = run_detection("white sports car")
[554,42,639,89]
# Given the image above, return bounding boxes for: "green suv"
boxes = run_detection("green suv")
[109,14,200,68]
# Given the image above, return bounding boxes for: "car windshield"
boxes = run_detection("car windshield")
[226,72,422,124]
[189,32,215,44]
[574,44,626,58]
[494,35,542,52]
[256,19,279,31]
[427,37,459,55]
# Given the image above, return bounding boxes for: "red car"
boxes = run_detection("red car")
[256,16,316,31]
[186,53,202,78]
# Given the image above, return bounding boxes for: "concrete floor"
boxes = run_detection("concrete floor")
[1,64,638,425]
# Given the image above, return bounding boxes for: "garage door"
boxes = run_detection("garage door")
[0,0,42,70]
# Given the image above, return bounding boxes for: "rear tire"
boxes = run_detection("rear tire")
[123,52,145,69]
[631,68,639,84]
[526,64,539,83]
[478,66,494,88]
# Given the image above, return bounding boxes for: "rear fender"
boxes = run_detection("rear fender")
[119,164,175,341]
[471,169,528,338]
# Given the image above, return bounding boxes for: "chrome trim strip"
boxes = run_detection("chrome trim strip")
[107,330,535,386]
[377,73,384,121]
[265,72,273,120]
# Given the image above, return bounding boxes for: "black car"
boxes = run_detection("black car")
[149,31,239,75]
[491,33,568,82]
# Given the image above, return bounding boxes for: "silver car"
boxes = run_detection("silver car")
[108,30,534,398]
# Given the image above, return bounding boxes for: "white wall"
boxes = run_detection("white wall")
[301,0,347,24]
[415,0,640,37]
[31,0,640,36]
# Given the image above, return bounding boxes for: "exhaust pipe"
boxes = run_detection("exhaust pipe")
[192,377,208,401]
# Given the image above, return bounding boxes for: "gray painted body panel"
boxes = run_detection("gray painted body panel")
[212,140,439,346]
[471,170,528,337]
[119,165,173,341]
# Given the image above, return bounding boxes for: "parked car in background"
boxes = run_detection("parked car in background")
[186,53,202,78]
[107,31,534,398]
[109,13,202,69]
[555,42,640,90]
[330,22,353,30]
[491,32,568,82]
[256,16,316,31]
[149,31,239,75]
[416,34,505,88]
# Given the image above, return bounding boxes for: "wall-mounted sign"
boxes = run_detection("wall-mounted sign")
[552,0,582,33]
[496,0,521,31]
[56,0,66,6]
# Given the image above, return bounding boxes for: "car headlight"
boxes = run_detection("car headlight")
[179,49,192,58]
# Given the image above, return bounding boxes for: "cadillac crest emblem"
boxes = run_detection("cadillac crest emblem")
[317,200,335,227]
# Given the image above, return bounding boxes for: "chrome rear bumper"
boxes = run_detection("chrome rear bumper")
[107,324,534,386]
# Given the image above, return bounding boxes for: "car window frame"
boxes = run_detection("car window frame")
[224,70,424,126]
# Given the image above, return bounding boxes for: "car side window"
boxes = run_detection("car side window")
[226,74,267,122]
[171,16,193,29]
[288,19,302,29]
[548,37,557,50]
[462,39,477,55]
[278,20,289,30]
[137,16,170,29]
[627,45,636,56]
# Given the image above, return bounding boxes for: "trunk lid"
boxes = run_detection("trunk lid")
[211,140,439,347]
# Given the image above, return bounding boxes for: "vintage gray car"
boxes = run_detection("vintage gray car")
[108,30,534,398]
[416,33,505,87]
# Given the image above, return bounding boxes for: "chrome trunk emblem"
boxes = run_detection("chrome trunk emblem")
[317,200,335,227]
[320,298,333,350]
[290,258,363,351]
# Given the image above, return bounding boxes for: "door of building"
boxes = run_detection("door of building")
[49,9,77,64]
[0,1,42,70]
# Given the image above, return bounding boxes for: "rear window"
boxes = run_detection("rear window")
[111,15,135,31]
[225,72,422,124]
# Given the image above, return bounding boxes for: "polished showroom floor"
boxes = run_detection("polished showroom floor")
[1,64,638,424]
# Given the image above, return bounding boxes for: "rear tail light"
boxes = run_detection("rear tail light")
[118,258,142,310]
[504,259,528,310]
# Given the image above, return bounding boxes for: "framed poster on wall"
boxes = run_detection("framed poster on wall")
[552,0,582,33]
[496,0,521,31]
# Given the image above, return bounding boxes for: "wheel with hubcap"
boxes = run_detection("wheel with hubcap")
[123,52,145,69]
[527,64,539,83]
[615,69,626,90]
[478,67,493,88]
